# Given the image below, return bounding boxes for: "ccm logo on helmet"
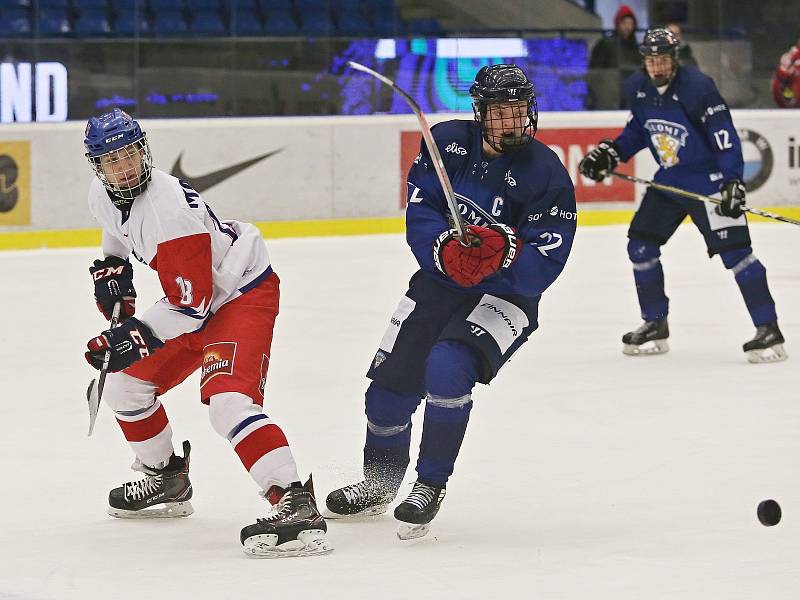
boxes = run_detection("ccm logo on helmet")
[104,133,124,144]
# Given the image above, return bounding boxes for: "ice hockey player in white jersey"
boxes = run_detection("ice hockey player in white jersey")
[83,108,330,558]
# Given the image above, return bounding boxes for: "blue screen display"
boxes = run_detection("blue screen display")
[337,37,588,114]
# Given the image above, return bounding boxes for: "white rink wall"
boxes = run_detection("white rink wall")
[0,110,798,232]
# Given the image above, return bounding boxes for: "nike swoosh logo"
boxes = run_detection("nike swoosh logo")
[170,148,283,194]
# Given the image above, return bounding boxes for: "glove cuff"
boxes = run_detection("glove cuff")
[432,229,460,276]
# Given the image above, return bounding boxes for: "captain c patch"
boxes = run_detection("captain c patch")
[201,342,237,387]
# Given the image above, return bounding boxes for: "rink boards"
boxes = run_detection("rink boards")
[0,110,798,248]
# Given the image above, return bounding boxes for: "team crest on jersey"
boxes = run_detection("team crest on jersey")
[258,353,269,397]
[644,119,689,168]
[372,350,387,369]
[201,342,237,387]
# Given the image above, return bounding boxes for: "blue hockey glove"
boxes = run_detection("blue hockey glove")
[579,140,620,182]
[718,180,746,218]
[85,317,163,372]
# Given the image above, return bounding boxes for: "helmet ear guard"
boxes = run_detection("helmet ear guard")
[469,64,538,154]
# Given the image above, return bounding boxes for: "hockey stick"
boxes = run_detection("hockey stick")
[86,301,122,437]
[609,171,800,226]
[347,61,469,244]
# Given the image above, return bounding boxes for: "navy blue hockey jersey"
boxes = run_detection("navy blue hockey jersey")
[615,66,744,195]
[405,120,576,298]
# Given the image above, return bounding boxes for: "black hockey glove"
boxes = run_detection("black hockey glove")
[85,317,164,372]
[579,139,620,182]
[90,255,136,321]
[718,180,746,219]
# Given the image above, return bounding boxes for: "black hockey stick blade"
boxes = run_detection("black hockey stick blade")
[87,379,100,437]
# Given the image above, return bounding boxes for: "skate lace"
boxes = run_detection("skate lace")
[124,475,162,501]
[404,483,437,510]
[258,490,296,523]
[342,481,373,504]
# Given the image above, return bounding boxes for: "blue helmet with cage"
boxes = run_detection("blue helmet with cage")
[84,108,152,209]
[469,64,538,153]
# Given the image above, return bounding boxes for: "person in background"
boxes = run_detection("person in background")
[665,22,699,68]
[587,4,641,109]
[772,30,800,108]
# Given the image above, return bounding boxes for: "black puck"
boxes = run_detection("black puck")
[757,499,781,526]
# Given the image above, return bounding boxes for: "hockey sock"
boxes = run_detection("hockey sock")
[209,392,300,491]
[114,397,175,469]
[720,248,778,326]
[416,341,480,486]
[628,238,669,321]
[364,382,421,487]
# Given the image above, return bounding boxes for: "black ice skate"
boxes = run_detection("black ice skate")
[108,440,194,519]
[622,317,669,356]
[324,479,399,519]
[743,322,788,364]
[394,480,446,540]
[240,477,332,558]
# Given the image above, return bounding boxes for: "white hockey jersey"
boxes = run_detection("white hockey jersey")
[88,168,272,341]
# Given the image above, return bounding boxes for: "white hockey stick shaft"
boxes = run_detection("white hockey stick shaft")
[347,61,469,244]
[609,171,800,226]
[87,300,122,437]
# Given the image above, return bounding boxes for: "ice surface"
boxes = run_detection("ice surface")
[0,224,797,599]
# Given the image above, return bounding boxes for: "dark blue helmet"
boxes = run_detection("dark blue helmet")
[84,108,152,207]
[639,28,680,59]
[469,64,538,153]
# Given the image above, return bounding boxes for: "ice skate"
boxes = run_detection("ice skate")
[324,478,399,519]
[394,481,446,540]
[622,317,669,356]
[241,477,332,558]
[108,440,194,519]
[744,322,788,364]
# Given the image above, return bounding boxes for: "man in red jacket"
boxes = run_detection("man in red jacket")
[772,32,800,108]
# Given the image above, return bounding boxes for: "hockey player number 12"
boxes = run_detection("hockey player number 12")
[176,276,194,305]
[714,130,732,150]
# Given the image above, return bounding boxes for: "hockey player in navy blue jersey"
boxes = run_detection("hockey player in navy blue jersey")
[580,28,787,363]
[325,65,577,539]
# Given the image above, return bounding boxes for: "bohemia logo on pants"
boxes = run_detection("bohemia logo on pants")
[399,128,636,208]
[201,342,237,387]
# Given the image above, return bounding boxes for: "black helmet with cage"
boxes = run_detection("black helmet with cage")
[639,28,681,85]
[469,64,538,153]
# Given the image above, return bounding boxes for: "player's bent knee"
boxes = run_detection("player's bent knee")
[719,246,754,270]
[627,238,661,264]
[208,391,262,439]
[102,372,159,413]
[425,340,481,399]
[364,382,420,429]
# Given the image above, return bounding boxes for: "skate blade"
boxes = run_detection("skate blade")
[622,339,669,356]
[322,503,390,520]
[242,529,333,558]
[746,344,788,364]
[108,501,194,519]
[397,522,431,540]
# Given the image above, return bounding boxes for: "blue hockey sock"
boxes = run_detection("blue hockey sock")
[363,382,421,488]
[628,239,668,321]
[720,248,777,326]
[416,341,480,487]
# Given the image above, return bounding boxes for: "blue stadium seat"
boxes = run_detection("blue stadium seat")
[191,9,226,35]
[186,0,219,10]
[231,8,262,35]
[336,9,370,36]
[336,0,361,9]
[368,6,395,36]
[0,12,32,36]
[362,0,393,7]
[231,0,259,9]
[294,0,326,9]
[74,10,112,35]
[153,10,189,36]
[0,0,31,8]
[2,5,30,19]
[259,0,291,9]
[113,0,145,10]
[150,0,182,11]
[37,0,69,8]
[263,8,297,35]
[299,7,331,35]
[114,10,150,35]
[405,17,440,36]
[74,0,109,9]
[36,9,71,35]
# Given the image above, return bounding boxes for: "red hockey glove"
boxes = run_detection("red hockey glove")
[433,224,521,287]
[85,317,163,373]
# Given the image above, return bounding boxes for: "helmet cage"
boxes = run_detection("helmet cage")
[86,134,153,203]
[472,96,538,154]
